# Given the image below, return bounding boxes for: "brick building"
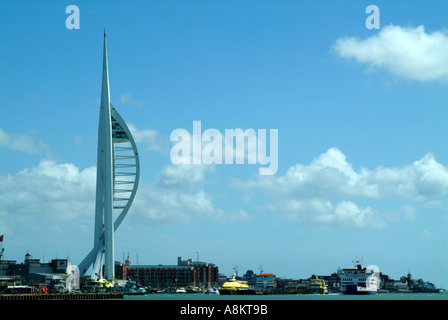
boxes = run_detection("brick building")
[115,256,219,289]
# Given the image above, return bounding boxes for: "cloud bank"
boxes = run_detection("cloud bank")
[1,121,447,234]
[237,148,448,228]
[0,128,53,157]
[332,24,448,81]
[127,123,168,153]
[0,160,247,238]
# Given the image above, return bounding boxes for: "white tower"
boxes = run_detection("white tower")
[79,31,140,282]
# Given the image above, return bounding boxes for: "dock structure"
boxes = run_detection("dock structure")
[0,292,123,301]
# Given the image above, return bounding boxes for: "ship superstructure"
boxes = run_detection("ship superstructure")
[337,260,379,294]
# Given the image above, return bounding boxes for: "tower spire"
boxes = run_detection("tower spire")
[78,32,140,282]
[97,29,114,281]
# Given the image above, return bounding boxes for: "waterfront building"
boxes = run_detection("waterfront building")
[242,269,276,291]
[404,271,440,293]
[317,273,341,293]
[276,278,308,293]
[0,252,70,277]
[114,256,219,289]
[383,278,410,292]
[218,273,229,286]
[242,270,257,287]
[255,273,276,291]
[0,252,70,293]
[178,257,219,287]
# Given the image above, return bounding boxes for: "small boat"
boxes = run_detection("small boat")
[83,278,114,293]
[115,280,146,295]
[218,273,256,295]
[205,288,219,295]
[187,287,203,293]
[176,287,187,293]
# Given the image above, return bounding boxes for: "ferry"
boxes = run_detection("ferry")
[83,278,114,293]
[218,273,256,295]
[305,275,328,294]
[337,261,379,295]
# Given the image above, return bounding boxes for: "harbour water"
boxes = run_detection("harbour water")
[124,291,448,300]
[120,291,448,317]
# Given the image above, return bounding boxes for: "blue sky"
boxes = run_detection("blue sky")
[1,1,448,288]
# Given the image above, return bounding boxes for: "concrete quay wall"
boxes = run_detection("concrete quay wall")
[0,292,123,301]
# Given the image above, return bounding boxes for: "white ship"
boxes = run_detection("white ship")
[114,280,146,295]
[205,287,219,295]
[337,260,379,295]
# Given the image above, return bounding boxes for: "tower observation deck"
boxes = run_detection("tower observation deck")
[79,31,140,281]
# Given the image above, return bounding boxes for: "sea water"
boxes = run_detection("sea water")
[120,292,447,318]
[124,291,448,300]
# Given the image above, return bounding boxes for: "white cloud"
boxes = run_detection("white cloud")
[130,164,247,225]
[119,93,142,109]
[317,201,380,229]
[0,128,54,157]
[366,154,448,200]
[332,24,448,81]
[420,229,440,241]
[217,209,250,222]
[3,147,445,234]
[421,200,448,211]
[240,148,448,201]
[0,160,97,239]
[0,161,234,237]
[237,148,448,228]
[127,123,168,153]
[267,198,385,229]
[131,187,216,225]
[156,164,213,188]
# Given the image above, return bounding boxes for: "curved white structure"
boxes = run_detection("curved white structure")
[79,31,139,281]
